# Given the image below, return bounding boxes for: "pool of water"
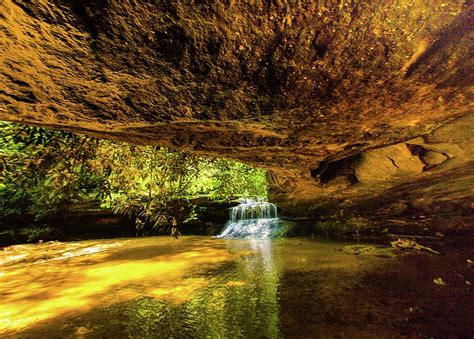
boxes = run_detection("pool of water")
[1,236,472,337]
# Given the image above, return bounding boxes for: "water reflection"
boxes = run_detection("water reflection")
[113,239,282,338]
[182,239,282,338]
[0,237,282,338]
[3,237,469,337]
[0,239,230,334]
[114,239,282,338]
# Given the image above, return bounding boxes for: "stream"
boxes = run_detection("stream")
[1,236,473,337]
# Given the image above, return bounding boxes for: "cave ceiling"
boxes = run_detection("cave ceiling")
[1,0,473,214]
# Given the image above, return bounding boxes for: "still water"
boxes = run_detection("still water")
[1,236,472,337]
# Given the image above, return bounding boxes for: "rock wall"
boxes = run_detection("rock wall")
[276,113,474,220]
[1,0,473,220]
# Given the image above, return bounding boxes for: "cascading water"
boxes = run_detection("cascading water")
[217,198,280,239]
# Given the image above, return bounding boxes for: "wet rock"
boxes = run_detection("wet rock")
[410,198,434,213]
[376,201,408,216]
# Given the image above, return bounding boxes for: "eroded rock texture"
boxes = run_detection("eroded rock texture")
[1,1,473,221]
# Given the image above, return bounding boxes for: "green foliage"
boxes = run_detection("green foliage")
[0,122,102,220]
[0,226,57,243]
[90,142,267,231]
[0,122,268,232]
[20,227,56,243]
[195,158,268,200]
[93,143,206,231]
[270,221,296,238]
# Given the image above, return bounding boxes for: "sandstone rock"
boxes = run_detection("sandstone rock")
[355,144,424,184]
[422,151,448,167]
[0,0,473,220]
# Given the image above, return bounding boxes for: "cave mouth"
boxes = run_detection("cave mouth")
[1,121,472,338]
[0,121,272,241]
[1,0,472,232]
[1,0,473,336]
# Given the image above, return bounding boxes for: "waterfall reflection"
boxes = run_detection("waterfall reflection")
[177,239,282,338]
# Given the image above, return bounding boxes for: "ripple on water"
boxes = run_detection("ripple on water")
[1,236,473,337]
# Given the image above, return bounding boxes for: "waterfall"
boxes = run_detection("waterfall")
[217,198,280,239]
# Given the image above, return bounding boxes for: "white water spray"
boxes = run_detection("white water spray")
[217,198,280,239]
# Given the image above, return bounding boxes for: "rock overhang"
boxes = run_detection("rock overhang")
[0,0,473,217]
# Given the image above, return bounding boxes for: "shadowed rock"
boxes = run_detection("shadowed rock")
[0,0,473,219]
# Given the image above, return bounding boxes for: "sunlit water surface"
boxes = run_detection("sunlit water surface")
[1,236,472,338]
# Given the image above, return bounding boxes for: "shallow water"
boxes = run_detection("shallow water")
[1,236,473,337]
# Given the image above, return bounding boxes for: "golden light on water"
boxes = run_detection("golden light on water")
[0,240,232,334]
[1,233,472,338]
[1,237,406,338]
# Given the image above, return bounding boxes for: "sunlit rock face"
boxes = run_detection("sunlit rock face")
[277,113,474,222]
[0,1,473,220]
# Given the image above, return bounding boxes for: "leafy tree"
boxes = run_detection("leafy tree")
[0,122,102,221]
[0,122,268,233]
[91,142,267,232]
